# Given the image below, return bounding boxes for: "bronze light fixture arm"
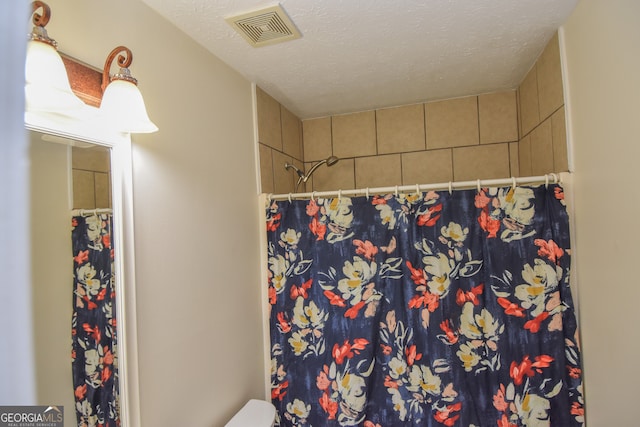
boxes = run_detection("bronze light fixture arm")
[31,1,51,27]
[102,46,138,93]
[29,1,56,47]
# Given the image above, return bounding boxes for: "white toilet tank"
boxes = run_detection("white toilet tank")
[224,399,276,427]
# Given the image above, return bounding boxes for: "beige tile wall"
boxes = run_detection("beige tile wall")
[257,32,568,194]
[298,91,520,192]
[72,146,111,209]
[517,33,569,175]
[256,87,304,194]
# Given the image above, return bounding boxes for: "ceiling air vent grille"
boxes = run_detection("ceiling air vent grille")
[226,4,301,47]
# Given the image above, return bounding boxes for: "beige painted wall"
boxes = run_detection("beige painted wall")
[29,134,75,427]
[562,0,640,425]
[46,1,265,426]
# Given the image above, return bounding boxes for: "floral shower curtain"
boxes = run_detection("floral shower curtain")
[266,184,584,426]
[71,213,120,426]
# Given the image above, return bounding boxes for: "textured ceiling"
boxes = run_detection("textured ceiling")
[141,0,578,119]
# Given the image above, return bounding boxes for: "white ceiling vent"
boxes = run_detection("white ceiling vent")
[226,4,301,48]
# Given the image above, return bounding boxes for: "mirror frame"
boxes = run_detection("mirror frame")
[25,114,141,427]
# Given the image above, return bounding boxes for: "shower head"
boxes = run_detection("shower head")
[325,156,339,167]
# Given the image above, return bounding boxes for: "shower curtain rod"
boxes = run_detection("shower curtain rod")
[71,208,113,216]
[268,173,561,201]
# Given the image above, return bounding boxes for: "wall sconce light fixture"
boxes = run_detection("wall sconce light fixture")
[25,1,92,118]
[101,46,158,134]
[25,1,157,134]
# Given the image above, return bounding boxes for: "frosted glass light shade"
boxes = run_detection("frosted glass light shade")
[100,79,158,133]
[24,40,89,117]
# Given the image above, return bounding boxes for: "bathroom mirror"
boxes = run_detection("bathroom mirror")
[26,116,140,427]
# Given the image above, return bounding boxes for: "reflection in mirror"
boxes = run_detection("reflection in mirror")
[25,30,141,424]
[29,130,115,427]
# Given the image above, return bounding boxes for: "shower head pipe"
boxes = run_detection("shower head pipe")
[284,163,305,178]
[284,156,340,191]
[303,156,339,183]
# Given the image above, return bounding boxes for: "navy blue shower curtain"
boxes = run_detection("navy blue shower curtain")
[71,213,120,427]
[266,184,584,426]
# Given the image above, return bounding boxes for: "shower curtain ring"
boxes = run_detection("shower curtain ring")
[395,185,399,197]
[338,189,342,201]
[311,191,317,202]
[288,193,293,203]
[415,184,420,197]
[477,179,481,192]
[512,176,517,190]
[448,181,453,194]
[366,188,370,199]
